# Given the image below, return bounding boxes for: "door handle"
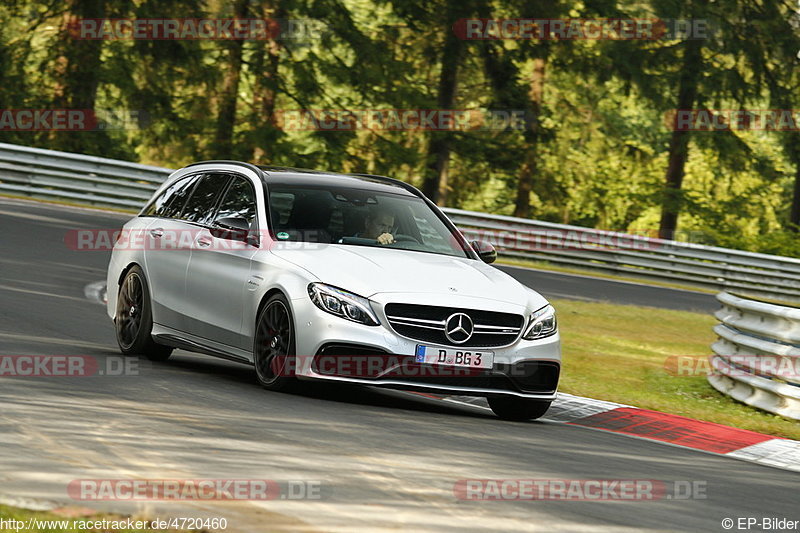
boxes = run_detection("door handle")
[197,238,212,247]
[149,228,164,238]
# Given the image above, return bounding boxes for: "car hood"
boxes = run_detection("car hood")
[269,243,547,309]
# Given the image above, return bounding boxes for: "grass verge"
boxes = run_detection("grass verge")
[0,505,203,533]
[553,297,800,440]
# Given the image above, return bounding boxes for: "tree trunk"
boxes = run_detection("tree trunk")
[476,0,552,219]
[779,123,800,231]
[791,165,800,229]
[762,64,800,231]
[421,0,470,205]
[658,37,703,240]
[212,0,249,159]
[51,0,105,152]
[513,57,546,219]
[251,1,285,163]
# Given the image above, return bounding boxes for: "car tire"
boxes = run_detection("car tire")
[488,396,551,421]
[115,265,173,361]
[254,293,298,391]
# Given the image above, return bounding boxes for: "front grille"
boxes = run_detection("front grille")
[384,303,524,347]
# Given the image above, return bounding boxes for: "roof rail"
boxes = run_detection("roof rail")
[258,165,328,174]
[184,160,264,175]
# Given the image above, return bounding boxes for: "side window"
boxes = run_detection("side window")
[160,175,200,219]
[141,176,193,217]
[214,177,258,226]
[140,197,159,217]
[179,173,231,224]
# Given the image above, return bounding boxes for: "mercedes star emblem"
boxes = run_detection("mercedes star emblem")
[444,312,474,344]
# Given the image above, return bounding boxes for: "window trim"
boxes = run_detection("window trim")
[207,172,261,246]
[176,172,234,225]
[139,171,207,220]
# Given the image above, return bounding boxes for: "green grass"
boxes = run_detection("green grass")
[0,505,203,533]
[553,298,800,440]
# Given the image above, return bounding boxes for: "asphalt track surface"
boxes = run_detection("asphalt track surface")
[0,197,795,532]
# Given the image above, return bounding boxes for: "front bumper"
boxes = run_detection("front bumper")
[289,295,561,400]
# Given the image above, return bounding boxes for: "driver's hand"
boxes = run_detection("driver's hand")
[377,232,395,245]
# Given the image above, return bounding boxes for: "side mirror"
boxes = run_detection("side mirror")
[211,217,258,246]
[472,240,497,264]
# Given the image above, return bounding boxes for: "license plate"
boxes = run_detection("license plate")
[415,345,494,369]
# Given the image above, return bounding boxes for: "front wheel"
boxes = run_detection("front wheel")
[254,294,298,391]
[488,396,551,421]
[115,266,173,361]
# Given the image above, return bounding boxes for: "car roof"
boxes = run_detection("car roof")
[185,160,419,197]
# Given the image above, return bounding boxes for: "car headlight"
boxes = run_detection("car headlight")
[308,283,379,326]
[522,304,557,340]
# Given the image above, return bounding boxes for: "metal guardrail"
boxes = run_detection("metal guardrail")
[708,292,800,420]
[447,209,800,301]
[0,142,171,209]
[1,141,799,301]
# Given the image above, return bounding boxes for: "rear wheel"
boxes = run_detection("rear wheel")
[115,266,173,361]
[488,396,551,421]
[254,293,298,391]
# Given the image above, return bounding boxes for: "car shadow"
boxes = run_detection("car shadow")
[145,350,501,421]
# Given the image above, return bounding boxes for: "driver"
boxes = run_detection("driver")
[360,206,395,245]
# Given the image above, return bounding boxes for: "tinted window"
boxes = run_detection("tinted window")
[214,177,257,226]
[160,175,200,219]
[141,175,194,217]
[180,173,231,224]
[269,192,294,226]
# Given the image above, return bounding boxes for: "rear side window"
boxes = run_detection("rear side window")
[180,173,231,224]
[214,177,258,226]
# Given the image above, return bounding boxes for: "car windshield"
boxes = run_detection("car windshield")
[267,184,470,258]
